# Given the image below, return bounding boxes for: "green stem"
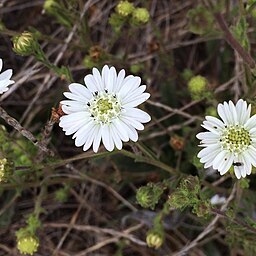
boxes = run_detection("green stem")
[120,149,176,174]
[136,141,158,160]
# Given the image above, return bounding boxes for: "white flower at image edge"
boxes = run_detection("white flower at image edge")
[0,58,14,94]
[197,99,256,179]
[59,65,151,152]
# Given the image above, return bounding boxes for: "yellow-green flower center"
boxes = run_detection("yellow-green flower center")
[17,236,39,255]
[88,91,121,124]
[220,125,251,153]
[97,98,114,113]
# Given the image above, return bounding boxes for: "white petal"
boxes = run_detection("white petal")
[205,116,225,129]
[102,125,115,151]
[228,101,238,124]
[197,144,220,159]
[223,101,233,124]
[112,119,129,142]
[110,125,122,150]
[201,123,221,135]
[121,116,144,130]
[121,85,146,103]
[114,69,126,93]
[119,76,141,98]
[69,83,92,100]
[217,103,229,124]
[116,75,134,93]
[93,67,104,91]
[244,146,256,166]
[201,147,221,164]
[123,108,151,123]
[196,132,219,140]
[0,59,2,72]
[84,74,100,92]
[93,125,102,153]
[218,153,234,175]
[212,150,228,169]
[118,119,138,142]
[122,93,150,108]
[0,69,12,81]
[244,115,256,130]
[63,92,88,102]
[104,66,117,93]
[83,125,98,151]
[234,166,242,179]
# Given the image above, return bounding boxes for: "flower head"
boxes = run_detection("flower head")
[197,99,256,179]
[59,65,151,152]
[132,7,150,24]
[188,75,208,100]
[17,235,39,255]
[146,229,164,249]
[0,58,14,94]
[116,1,134,17]
[13,31,37,56]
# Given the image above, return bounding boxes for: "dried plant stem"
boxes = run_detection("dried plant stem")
[173,183,237,256]
[0,106,54,156]
[213,12,256,69]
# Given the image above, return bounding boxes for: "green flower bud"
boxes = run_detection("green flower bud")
[17,232,39,255]
[187,5,214,35]
[116,1,134,17]
[136,183,163,210]
[109,13,126,33]
[132,8,150,25]
[146,229,164,249]
[55,187,69,203]
[168,176,200,210]
[43,0,73,28]
[188,75,208,100]
[13,31,37,56]
[181,68,194,81]
[43,0,61,14]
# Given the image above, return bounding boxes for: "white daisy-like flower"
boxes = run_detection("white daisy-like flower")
[59,65,151,152]
[0,58,14,94]
[197,99,256,179]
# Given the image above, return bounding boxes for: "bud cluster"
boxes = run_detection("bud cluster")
[109,1,150,33]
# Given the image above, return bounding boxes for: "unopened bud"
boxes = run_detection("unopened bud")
[116,1,134,17]
[13,31,37,56]
[132,8,150,25]
[17,234,39,255]
[146,230,164,249]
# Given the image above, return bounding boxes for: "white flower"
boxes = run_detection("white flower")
[197,99,256,179]
[210,194,226,205]
[0,58,14,94]
[59,65,151,152]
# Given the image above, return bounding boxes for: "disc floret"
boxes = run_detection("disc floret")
[220,125,251,154]
[88,91,121,124]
